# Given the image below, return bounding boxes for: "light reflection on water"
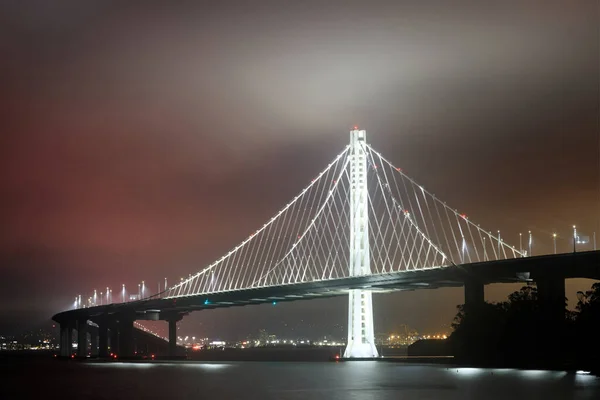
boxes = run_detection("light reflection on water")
[88,361,232,370]
[4,359,599,400]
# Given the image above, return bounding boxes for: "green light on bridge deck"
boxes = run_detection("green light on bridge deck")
[272,301,277,306]
[204,299,210,305]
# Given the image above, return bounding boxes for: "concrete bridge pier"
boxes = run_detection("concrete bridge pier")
[90,328,98,357]
[76,319,88,358]
[535,274,566,363]
[166,314,184,358]
[463,278,484,310]
[109,324,119,355]
[98,321,109,358]
[536,275,566,324]
[118,317,135,358]
[59,322,73,357]
[168,317,179,357]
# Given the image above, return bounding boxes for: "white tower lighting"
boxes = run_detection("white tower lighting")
[344,128,378,358]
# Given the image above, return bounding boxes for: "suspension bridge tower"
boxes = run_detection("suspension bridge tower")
[344,128,378,358]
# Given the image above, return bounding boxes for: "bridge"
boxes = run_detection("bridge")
[52,129,600,359]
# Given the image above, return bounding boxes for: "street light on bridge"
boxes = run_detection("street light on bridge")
[122,284,126,302]
[553,233,557,254]
[497,230,501,257]
[483,236,488,261]
[519,232,523,254]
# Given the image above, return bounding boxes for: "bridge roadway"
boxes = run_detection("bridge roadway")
[52,250,600,358]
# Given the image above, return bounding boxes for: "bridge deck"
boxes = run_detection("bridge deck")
[53,250,600,323]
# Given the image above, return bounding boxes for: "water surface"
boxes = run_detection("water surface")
[2,357,599,399]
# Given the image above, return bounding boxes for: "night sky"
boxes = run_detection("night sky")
[1,1,598,339]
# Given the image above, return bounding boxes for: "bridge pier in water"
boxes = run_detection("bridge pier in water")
[464,278,485,310]
[90,328,98,357]
[535,274,566,363]
[169,319,177,357]
[59,322,73,357]
[76,319,88,358]
[536,275,565,324]
[118,316,135,358]
[109,322,119,355]
[165,313,184,358]
[98,321,109,358]
[54,310,185,359]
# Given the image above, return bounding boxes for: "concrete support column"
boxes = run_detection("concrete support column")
[77,319,88,358]
[536,275,565,324]
[168,318,178,357]
[464,278,484,309]
[90,329,98,357]
[59,323,73,357]
[119,318,135,358]
[98,323,109,358]
[536,275,566,365]
[109,325,119,355]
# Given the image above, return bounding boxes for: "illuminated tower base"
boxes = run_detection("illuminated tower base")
[344,128,378,358]
[345,289,378,357]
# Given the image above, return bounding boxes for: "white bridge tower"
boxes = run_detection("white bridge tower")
[344,128,378,358]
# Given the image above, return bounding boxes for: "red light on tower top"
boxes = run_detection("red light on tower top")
[353,126,358,130]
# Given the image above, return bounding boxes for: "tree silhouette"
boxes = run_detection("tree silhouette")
[449,285,570,368]
[573,282,600,369]
[450,302,507,365]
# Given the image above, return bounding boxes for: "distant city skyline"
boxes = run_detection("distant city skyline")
[0,321,449,352]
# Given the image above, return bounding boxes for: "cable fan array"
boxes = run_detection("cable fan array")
[165,144,524,299]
